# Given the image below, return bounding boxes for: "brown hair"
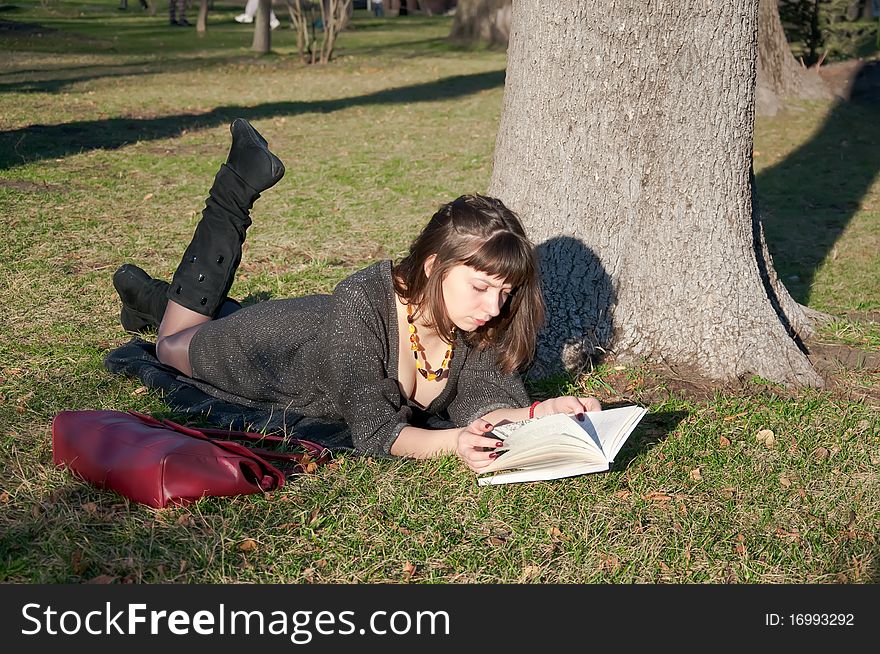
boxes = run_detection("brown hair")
[393,194,545,374]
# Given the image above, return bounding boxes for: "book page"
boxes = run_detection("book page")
[481,413,605,474]
[581,405,648,462]
[477,459,611,486]
[476,406,648,485]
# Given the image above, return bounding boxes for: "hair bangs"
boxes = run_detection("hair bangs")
[462,231,536,289]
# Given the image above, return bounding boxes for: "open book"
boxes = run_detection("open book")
[477,405,648,486]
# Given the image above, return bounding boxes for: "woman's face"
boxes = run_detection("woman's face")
[437,263,512,333]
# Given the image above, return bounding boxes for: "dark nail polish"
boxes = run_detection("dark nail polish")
[489,452,499,459]
[495,441,503,447]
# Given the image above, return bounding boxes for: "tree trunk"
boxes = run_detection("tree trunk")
[490,0,822,387]
[756,0,830,115]
[252,0,272,53]
[197,0,209,34]
[450,0,511,46]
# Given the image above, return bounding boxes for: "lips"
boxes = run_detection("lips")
[473,318,486,327]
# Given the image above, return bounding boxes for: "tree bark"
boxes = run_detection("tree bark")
[450,0,511,46]
[197,0,209,34]
[756,0,831,115]
[490,0,822,387]
[252,0,272,53]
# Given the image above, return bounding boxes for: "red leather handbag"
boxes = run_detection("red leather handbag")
[52,410,330,508]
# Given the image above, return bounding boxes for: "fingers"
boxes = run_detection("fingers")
[458,420,503,471]
[546,395,602,417]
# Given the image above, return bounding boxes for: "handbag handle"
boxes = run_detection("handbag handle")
[128,411,332,467]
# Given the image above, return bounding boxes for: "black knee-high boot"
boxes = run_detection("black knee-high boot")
[112,119,283,330]
[167,118,284,318]
[113,263,241,332]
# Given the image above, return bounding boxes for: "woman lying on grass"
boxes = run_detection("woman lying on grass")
[113,119,602,471]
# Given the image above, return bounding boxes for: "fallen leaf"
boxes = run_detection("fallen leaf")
[238,538,258,552]
[812,446,830,460]
[735,542,746,556]
[0,491,9,503]
[175,514,193,526]
[548,526,569,541]
[719,435,731,448]
[615,490,632,499]
[85,575,117,584]
[82,502,98,515]
[402,562,416,578]
[689,467,702,481]
[644,491,672,502]
[519,565,542,582]
[143,193,154,201]
[775,527,801,542]
[830,445,840,457]
[755,429,775,447]
[487,536,505,546]
[316,558,328,569]
[179,560,188,573]
[779,474,792,488]
[71,550,87,575]
[600,553,620,572]
[308,506,321,524]
[131,386,148,396]
[304,462,318,474]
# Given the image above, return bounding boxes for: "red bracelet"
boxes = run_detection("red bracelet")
[529,401,541,419]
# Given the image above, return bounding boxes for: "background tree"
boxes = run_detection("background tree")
[489,0,823,386]
[757,0,831,115]
[284,0,352,63]
[252,0,273,53]
[197,0,209,33]
[449,0,511,46]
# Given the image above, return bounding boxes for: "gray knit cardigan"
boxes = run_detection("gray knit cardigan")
[188,260,530,455]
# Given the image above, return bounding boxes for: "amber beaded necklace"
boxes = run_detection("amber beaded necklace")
[407,303,454,382]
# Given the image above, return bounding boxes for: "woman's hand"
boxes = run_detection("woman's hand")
[534,395,601,418]
[455,418,502,472]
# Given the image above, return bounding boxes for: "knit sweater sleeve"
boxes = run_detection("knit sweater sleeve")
[323,271,411,457]
[445,345,530,426]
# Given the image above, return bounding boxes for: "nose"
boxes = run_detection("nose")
[484,291,503,318]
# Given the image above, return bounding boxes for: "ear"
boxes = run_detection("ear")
[423,254,437,279]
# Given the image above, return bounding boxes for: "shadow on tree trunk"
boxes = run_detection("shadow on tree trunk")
[755,60,880,308]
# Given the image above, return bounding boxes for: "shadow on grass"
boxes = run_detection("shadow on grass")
[612,408,687,470]
[755,61,880,306]
[0,69,504,170]
[0,54,246,94]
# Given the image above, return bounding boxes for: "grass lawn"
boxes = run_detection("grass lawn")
[0,1,878,583]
